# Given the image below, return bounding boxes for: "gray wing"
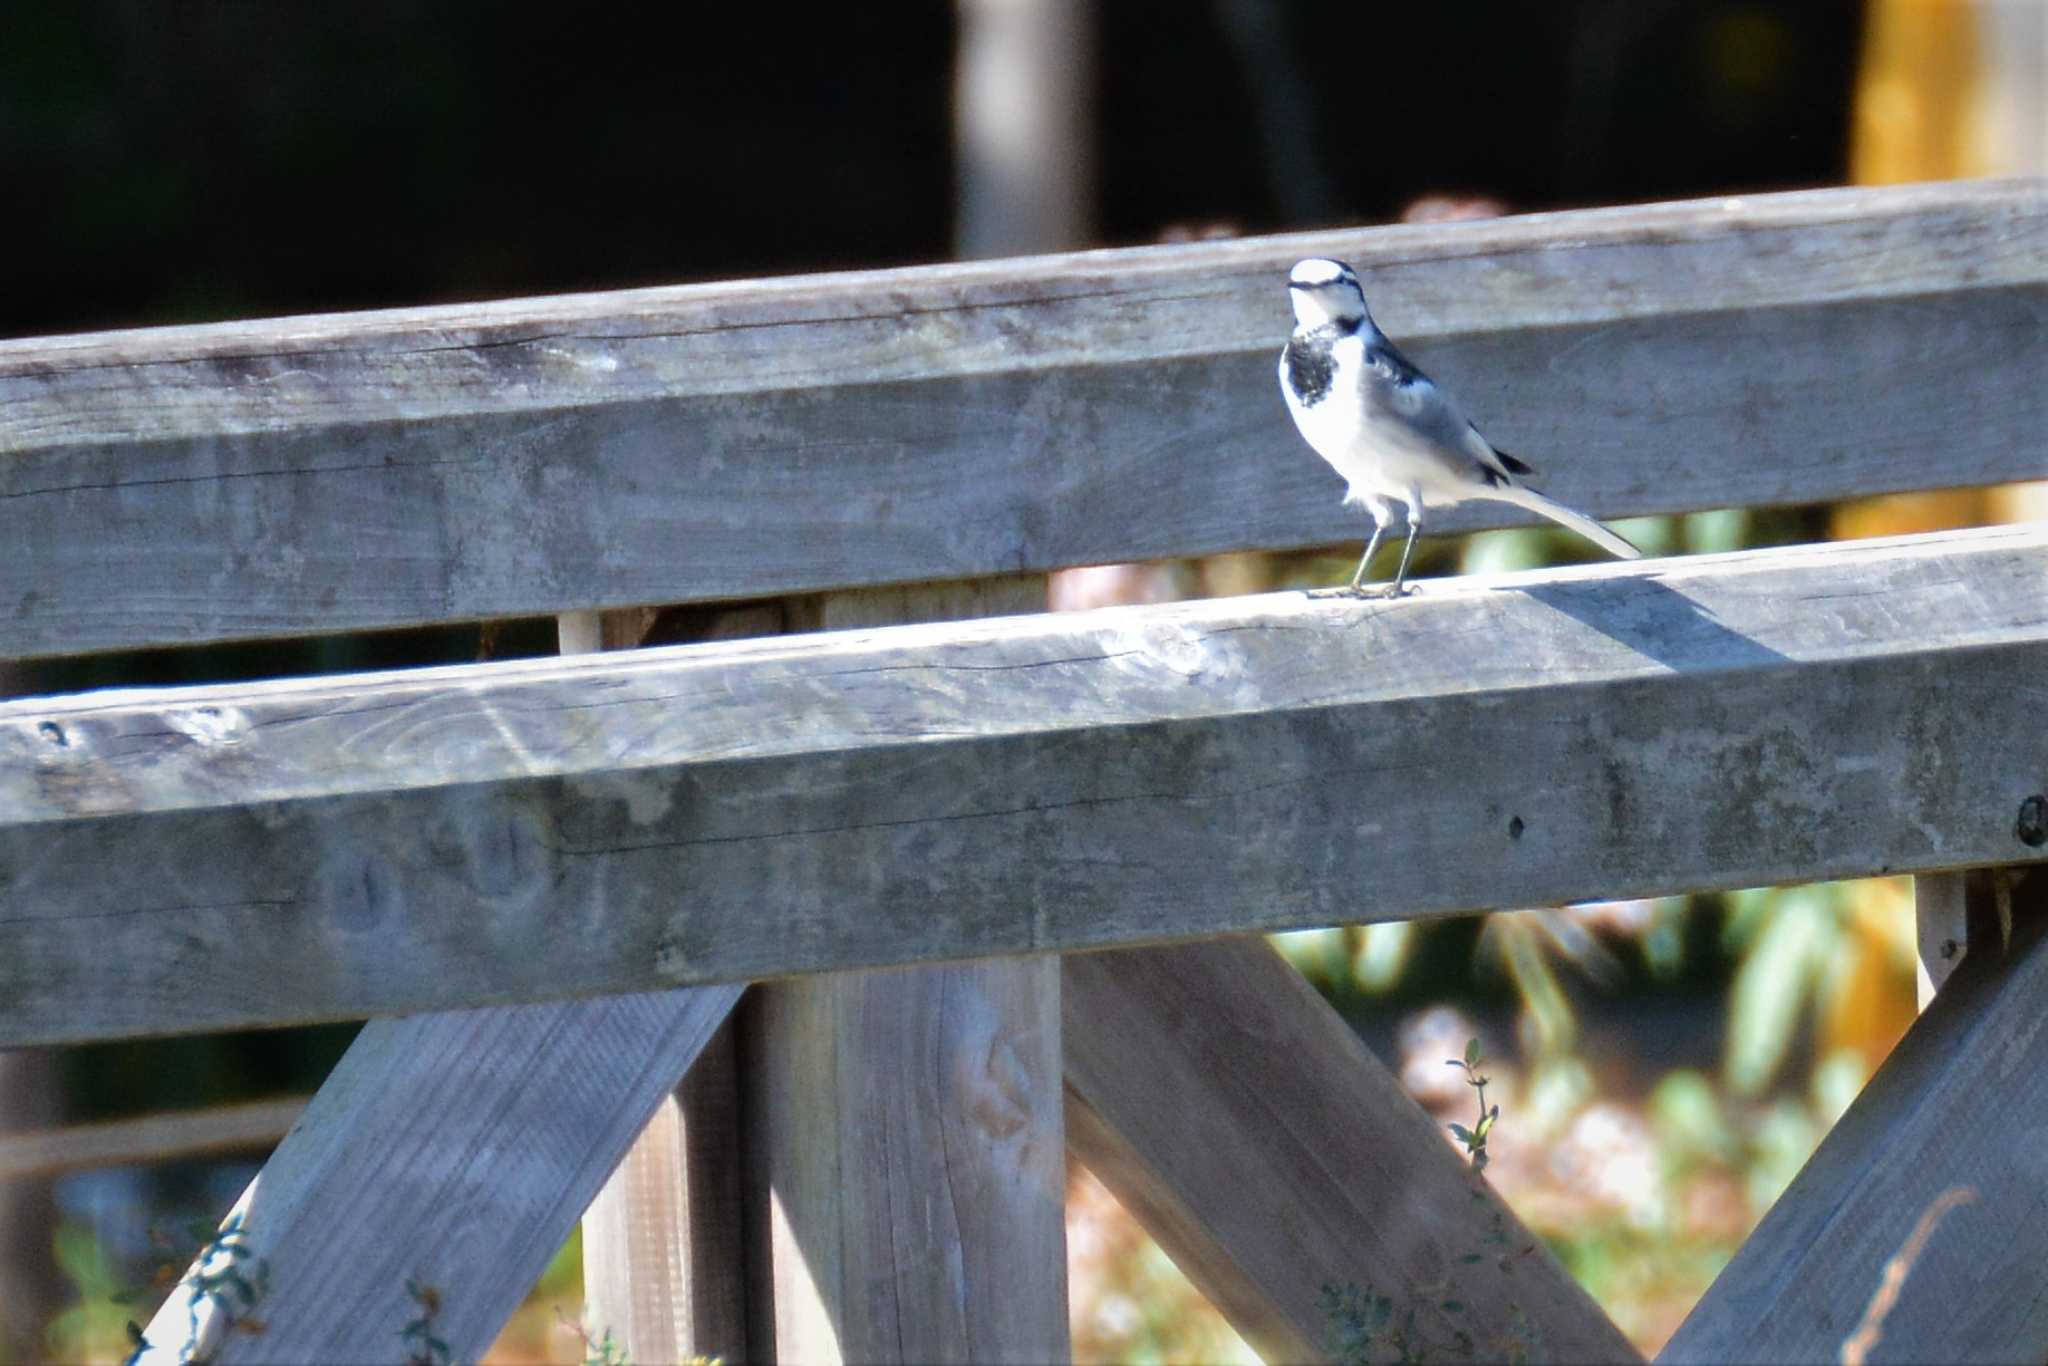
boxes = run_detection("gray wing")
[1362,336,1523,484]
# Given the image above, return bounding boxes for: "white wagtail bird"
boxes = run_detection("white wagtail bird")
[1279,257,1641,595]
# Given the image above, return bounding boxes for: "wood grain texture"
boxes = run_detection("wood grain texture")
[1660,868,2048,1365]
[1,180,2041,659]
[1063,939,1639,1364]
[3,526,2046,1045]
[742,574,1068,1365]
[582,1019,749,1363]
[744,958,1069,1364]
[131,983,743,1366]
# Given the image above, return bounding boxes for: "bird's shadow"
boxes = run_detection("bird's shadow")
[1515,572,1791,672]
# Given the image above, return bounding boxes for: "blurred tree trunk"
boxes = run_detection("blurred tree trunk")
[1842,0,2046,539]
[953,0,1093,258]
[0,1051,64,1362]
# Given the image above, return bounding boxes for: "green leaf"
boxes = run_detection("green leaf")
[1448,1122,1473,1144]
[1465,1036,1481,1068]
[1725,885,1837,1095]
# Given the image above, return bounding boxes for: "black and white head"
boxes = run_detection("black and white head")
[1286,258,1370,332]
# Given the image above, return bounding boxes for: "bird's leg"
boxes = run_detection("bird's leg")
[1387,502,1423,595]
[1346,519,1387,592]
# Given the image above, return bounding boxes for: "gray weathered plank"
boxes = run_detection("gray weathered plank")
[1,180,2042,658]
[1660,868,2048,1365]
[131,983,743,1365]
[582,1017,749,1363]
[746,958,1069,1364]
[1064,938,1640,1364]
[742,574,1068,1365]
[3,525,2046,1045]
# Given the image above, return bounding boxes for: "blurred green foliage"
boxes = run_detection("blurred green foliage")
[1267,870,1913,1354]
[43,1223,133,1363]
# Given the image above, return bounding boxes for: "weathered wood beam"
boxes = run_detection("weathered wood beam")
[745,958,1068,1363]
[742,577,1069,1364]
[1660,867,2048,1365]
[2,180,2042,659]
[3,525,2045,1046]
[131,983,743,1365]
[1064,939,1640,1364]
[582,1017,749,1362]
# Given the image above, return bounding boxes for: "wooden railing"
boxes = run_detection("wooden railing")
[1,178,2042,1364]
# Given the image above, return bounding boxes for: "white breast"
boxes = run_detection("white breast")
[1279,334,1494,507]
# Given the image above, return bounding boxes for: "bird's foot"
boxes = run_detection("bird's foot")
[1307,581,1412,600]
[1310,577,1409,598]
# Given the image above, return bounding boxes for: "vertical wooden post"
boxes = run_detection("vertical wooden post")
[742,577,1069,1364]
[1913,872,1970,1009]
[577,608,751,1362]
[583,1020,748,1359]
[711,3,1091,1342]
[1919,859,2039,1010]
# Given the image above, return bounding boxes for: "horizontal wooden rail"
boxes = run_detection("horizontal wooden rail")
[2,179,2042,660]
[0,1098,305,1182]
[2,524,2045,1045]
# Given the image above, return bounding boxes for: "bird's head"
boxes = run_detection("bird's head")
[1286,258,1369,331]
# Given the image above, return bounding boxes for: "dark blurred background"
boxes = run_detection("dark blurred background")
[3,1,1861,340]
[2,1,2041,1360]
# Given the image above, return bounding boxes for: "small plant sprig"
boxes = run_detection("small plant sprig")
[402,1278,452,1366]
[1320,1280,1476,1364]
[553,1307,725,1366]
[116,1213,270,1366]
[554,1307,633,1366]
[1446,1037,1497,1172]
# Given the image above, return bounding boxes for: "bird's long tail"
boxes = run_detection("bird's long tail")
[1487,485,1641,560]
